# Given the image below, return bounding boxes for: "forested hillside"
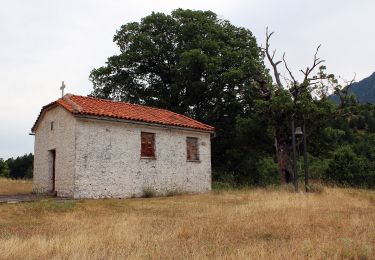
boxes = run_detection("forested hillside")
[331,72,375,103]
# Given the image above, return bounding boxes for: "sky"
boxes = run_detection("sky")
[0,0,374,159]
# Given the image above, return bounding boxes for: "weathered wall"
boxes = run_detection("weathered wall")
[74,118,212,198]
[33,106,76,196]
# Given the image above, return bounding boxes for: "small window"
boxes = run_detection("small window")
[141,132,155,158]
[187,137,199,161]
[50,121,54,131]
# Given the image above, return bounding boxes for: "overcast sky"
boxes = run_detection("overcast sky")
[0,0,374,159]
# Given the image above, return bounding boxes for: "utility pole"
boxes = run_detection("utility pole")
[292,117,298,192]
[303,119,309,192]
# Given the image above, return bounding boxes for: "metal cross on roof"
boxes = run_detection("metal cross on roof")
[60,81,66,97]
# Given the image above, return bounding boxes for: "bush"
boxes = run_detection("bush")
[308,156,330,180]
[324,146,375,188]
[0,159,10,178]
[212,169,237,187]
[141,187,156,198]
[212,181,234,190]
[256,157,280,186]
[306,183,325,194]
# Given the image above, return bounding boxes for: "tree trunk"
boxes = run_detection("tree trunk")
[274,134,293,183]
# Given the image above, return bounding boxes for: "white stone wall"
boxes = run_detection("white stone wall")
[73,118,212,198]
[33,106,76,197]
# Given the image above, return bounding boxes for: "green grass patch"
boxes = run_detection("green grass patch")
[26,199,78,213]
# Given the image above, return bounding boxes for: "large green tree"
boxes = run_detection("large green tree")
[6,153,33,179]
[90,9,269,173]
[0,158,10,178]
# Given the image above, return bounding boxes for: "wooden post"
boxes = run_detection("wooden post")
[303,120,309,192]
[292,117,298,192]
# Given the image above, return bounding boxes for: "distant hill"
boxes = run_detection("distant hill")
[331,72,375,104]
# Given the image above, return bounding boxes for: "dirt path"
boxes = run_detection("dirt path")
[0,194,37,203]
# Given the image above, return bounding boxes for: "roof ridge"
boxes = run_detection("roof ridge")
[70,94,213,129]
[71,94,178,114]
[62,94,83,113]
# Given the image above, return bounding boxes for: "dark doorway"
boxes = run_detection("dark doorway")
[49,149,56,193]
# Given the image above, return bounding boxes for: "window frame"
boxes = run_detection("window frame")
[140,132,156,159]
[186,137,200,162]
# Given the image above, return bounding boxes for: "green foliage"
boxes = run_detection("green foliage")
[212,181,234,190]
[219,115,274,185]
[366,116,375,133]
[0,158,10,178]
[212,169,237,187]
[308,155,330,180]
[142,187,156,198]
[331,72,375,104]
[88,9,375,189]
[6,153,33,179]
[256,157,280,186]
[90,9,269,178]
[324,146,375,188]
[27,199,77,213]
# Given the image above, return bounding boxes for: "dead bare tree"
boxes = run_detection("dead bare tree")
[334,76,357,108]
[263,28,327,183]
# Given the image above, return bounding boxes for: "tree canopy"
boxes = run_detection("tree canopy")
[89,9,374,188]
[90,9,270,179]
[1,154,33,179]
[90,9,268,119]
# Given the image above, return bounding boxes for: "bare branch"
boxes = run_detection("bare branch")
[341,73,356,91]
[301,44,325,81]
[280,72,294,86]
[265,27,283,88]
[335,74,357,108]
[272,49,276,60]
[282,53,297,84]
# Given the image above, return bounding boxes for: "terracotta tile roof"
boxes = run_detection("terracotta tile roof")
[31,94,215,132]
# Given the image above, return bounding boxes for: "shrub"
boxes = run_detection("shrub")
[324,146,375,188]
[308,156,330,180]
[142,187,156,198]
[212,169,237,187]
[255,157,280,186]
[306,183,325,194]
[212,181,234,190]
[0,159,10,178]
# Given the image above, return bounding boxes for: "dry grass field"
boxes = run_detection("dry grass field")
[0,177,32,195]
[0,180,374,259]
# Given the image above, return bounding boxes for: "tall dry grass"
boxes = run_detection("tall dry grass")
[0,184,374,259]
[0,177,32,195]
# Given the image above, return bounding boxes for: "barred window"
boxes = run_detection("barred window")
[186,137,199,161]
[141,132,155,158]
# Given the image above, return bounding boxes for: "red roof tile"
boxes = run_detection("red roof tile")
[31,94,214,132]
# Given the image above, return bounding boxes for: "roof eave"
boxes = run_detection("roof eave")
[74,114,215,134]
[31,102,58,133]
[31,102,73,133]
